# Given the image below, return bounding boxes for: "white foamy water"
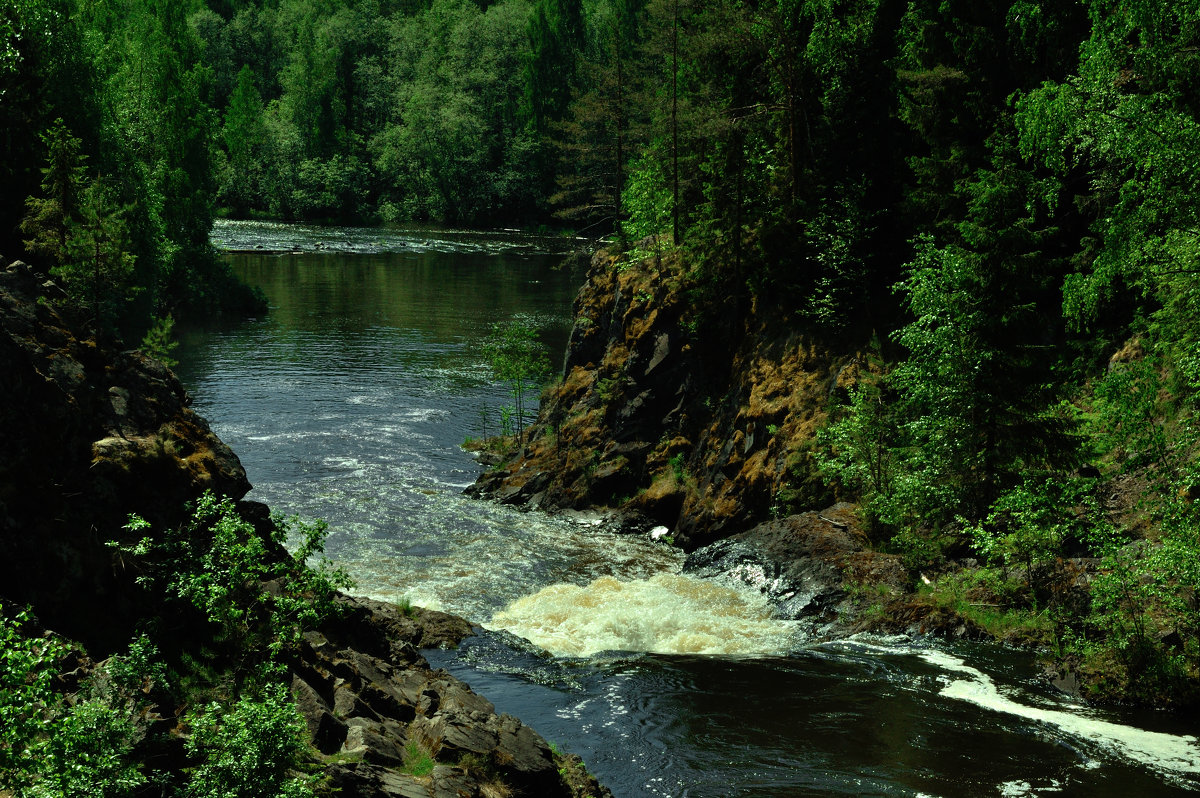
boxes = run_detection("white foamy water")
[486,573,802,657]
[921,649,1200,786]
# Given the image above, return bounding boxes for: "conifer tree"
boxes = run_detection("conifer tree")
[521,0,585,135]
[21,121,137,335]
[20,120,87,265]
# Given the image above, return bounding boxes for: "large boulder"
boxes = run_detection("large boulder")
[0,260,249,650]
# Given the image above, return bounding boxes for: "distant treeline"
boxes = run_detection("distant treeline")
[5,1,1193,336]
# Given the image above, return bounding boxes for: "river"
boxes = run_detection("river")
[176,220,1200,797]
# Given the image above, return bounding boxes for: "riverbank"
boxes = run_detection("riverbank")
[0,256,608,797]
[468,242,1200,711]
[148,225,1200,795]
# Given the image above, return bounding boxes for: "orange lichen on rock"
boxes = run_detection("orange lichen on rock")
[469,245,863,551]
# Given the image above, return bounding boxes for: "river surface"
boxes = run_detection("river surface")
[177,220,1200,797]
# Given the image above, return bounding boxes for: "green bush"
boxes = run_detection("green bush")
[668,452,688,483]
[966,475,1098,586]
[113,492,353,667]
[184,683,313,798]
[887,527,945,573]
[0,619,163,798]
[621,152,673,242]
[1089,350,1169,470]
[401,740,435,778]
[1075,488,1200,705]
[109,634,170,698]
[0,608,64,790]
[817,376,897,527]
[28,697,146,798]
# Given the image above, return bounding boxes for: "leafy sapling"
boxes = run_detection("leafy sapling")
[482,319,550,442]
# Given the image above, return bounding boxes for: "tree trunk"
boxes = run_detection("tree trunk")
[671,0,680,246]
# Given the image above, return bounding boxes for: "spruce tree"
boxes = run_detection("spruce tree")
[520,0,584,134]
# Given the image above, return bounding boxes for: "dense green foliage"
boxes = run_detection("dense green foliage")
[469,0,1199,706]
[796,0,1200,706]
[115,492,352,674]
[199,0,550,223]
[0,494,349,796]
[7,0,1200,708]
[185,684,314,798]
[0,609,66,790]
[1,614,150,797]
[3,0,265,342]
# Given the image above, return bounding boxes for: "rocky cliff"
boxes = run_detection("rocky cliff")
[470,243,858,552]
[0,259,250,650]
[0,256,607,798]
[467,245,1074,647]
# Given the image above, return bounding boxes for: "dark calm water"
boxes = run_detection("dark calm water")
[176,220,1200,797]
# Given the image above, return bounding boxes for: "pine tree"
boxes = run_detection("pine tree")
[58,180,139,335]
[21,120,137,335]
[20,120,88,265]
[221,65,266,214]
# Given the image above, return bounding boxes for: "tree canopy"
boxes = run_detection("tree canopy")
[6,0,1200,707]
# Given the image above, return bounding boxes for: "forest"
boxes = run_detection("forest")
[3,0,1200,745]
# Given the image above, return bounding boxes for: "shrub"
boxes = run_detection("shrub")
[30,697,147,798]
[184,683,313,798]
[113,492,353,668]
[1,619,160,798]
[139,315,179,368]
[817,376,897,528]
[0,608,64,790]
[966,475,1098,587]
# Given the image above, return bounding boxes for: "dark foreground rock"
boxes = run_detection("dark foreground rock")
[293,596,610,798]
[0,257,610,798]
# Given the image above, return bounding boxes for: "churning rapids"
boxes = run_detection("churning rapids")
[176,220,1200,797]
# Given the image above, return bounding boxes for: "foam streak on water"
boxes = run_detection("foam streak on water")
[211,218,579,256]
[920,649,1200,787]
[487,573,802,657]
